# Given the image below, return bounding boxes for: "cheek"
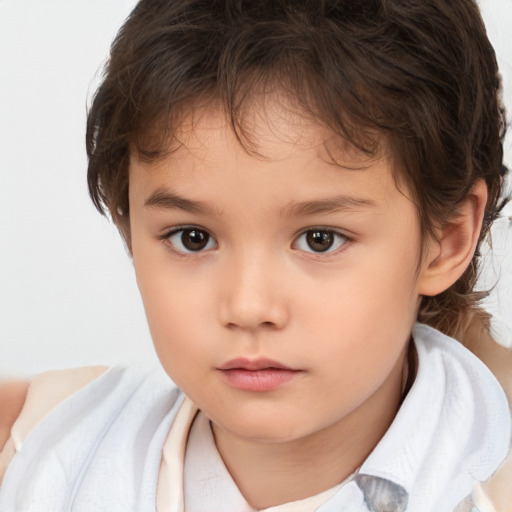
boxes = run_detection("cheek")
[139,279,203,343]
[133,234,207,318]
[140,284,212,389]
[303,255,418,327]
[297,248,419,378]
[132,249,212,366]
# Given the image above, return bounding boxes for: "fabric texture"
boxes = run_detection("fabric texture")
[0,324,510,512]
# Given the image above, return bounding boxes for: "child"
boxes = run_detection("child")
[1,0,511,510]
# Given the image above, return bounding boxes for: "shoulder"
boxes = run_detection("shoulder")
[0,381,29,451]
[414,317,512,399]
[0,366,110,485]
[459,313,512,512]
[11,366,111,442]
[459,312,512,399]
[418,316,512,512]
[1,364,181,457]
[0,366,184,509]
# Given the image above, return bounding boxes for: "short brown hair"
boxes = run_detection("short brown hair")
[87,0,508,338]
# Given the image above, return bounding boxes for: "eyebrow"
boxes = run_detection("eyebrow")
[281,195,378,217]
[144,189,377,217]
[144,189,217,215]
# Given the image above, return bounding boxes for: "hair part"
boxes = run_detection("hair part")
[87,0,509,338]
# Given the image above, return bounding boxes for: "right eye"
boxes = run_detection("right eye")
[293,228,349,254]
[165,228,217,254]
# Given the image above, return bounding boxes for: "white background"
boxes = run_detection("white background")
[0,0,511,377]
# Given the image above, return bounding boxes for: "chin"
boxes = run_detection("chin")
[213,410,315,444]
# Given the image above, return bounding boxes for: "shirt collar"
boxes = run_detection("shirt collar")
[160,324,511,512]
[355,323,511,510]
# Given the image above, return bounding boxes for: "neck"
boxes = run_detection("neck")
[211,349,408,509]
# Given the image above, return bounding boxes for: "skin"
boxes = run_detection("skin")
[128,101,441,508]
[0,381,29,450]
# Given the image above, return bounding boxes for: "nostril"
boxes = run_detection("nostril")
[225,320,277,331]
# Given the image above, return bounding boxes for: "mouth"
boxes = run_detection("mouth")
[217,358,302,392]
[218,358,296,371]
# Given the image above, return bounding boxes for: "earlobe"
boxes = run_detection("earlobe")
[418,180,488,297]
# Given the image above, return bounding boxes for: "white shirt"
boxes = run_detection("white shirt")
[158,324,511,512]
[0,324,510,512]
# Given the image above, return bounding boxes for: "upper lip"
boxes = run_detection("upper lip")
[217,358,297,371]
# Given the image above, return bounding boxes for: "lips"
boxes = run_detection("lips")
[217,358,295,371]
[217,358,301,392]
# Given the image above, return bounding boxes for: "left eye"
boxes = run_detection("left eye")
[294,229,348,253]
[166,228,217,253]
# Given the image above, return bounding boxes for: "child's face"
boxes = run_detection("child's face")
[129,100,429,446]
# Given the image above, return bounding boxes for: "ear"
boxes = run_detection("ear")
[418,180,488,297]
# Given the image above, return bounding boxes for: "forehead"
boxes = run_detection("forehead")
[128,97,408,210]
[136,91,385,166]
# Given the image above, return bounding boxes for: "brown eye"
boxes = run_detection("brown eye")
[294,229,348,254]
[181,229,210,251]
[166,228,216,253]
[306,230,334,252]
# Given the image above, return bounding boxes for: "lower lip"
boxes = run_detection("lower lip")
[218,368,300,392]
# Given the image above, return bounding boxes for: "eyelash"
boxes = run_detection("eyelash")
[293,229,350,256]
[158,226,217,256]
[158,226,352,257]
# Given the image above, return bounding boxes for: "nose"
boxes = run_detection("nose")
[218,251,290,331]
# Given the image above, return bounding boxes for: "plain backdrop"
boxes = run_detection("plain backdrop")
[1,0,511,377]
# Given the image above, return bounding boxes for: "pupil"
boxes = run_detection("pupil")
[182,229,208,251]
[306,230,333,252]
